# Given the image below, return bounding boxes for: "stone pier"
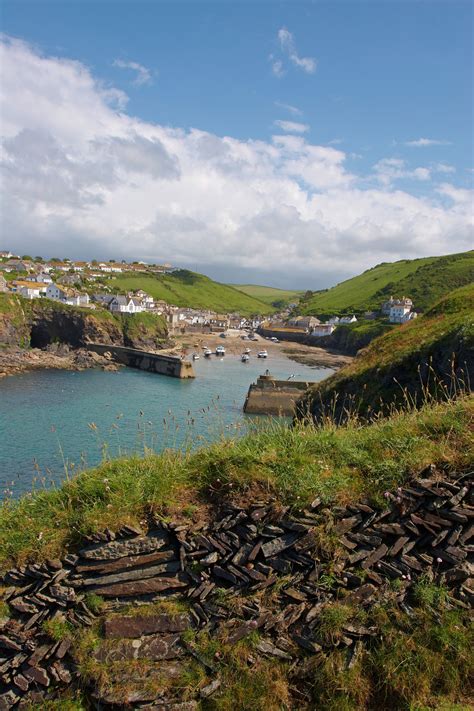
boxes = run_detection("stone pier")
[243,373,314,416]
[86,343,195,379]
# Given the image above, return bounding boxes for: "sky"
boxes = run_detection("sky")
[1,0,473,289]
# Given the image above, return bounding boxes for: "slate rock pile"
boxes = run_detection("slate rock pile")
[0,469,472,708]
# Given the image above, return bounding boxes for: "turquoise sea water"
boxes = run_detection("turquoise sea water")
[0,353,331,499]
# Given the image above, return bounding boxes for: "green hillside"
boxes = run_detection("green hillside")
[298,250,474,317]
[230,284,303,307]
[299,283,474,422]
[103,269,273,316]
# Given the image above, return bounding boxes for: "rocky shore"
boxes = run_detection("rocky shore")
[0,467,471,708]
[0,345,121,379]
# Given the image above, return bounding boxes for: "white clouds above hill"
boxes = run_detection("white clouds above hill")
[1,36,472,286]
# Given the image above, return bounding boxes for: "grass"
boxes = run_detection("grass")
[301,284,474,421]
[298,250,474,317]
[0,394,472,570]
[229,284,304,307]
[103,269,275,316]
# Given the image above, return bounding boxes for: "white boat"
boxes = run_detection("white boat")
[215,346,226,356]
[244,347,251,354]
[257,350,268,358]
[203,348,212,357]
[241,353,250,362]
[192,353,200,360]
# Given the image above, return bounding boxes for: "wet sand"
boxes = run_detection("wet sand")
[169,332,352,370]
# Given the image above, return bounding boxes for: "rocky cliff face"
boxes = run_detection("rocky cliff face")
[29,302,124,349]
[0,295,169,352]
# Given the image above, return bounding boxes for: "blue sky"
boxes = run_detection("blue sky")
[1,0,472,287]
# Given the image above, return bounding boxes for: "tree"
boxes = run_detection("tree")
[21,255,33,261]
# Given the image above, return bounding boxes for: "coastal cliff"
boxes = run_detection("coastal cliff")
[0,294,170,376]
[0,294,169,350]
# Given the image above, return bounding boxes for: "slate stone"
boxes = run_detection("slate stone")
[200,679,221,698]
[79,532,169,560]
[256,639,293,660]
[75,548,176,575]
[261,533,298,558]
[0,636,22,652]
[94,633,182,662]
[361,545,388,570]
[345,584,377,605]
[104,613,190,639]
[78,561,181,588]
[23,665,50,687]
[93,575,188,598]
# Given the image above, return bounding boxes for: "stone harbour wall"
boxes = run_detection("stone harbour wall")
[86,343,195,379]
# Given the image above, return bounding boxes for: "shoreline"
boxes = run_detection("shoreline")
[0,333,352,379]
[171,331,353,370]
[0,346,121,378]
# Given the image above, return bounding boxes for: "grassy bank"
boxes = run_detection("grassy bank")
[1,395,472,571]
[298,250,474,317]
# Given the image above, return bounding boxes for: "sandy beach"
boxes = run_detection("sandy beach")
[169,331,353,370]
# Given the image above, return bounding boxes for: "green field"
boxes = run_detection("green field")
[301,282,474,421]
[230,284,304,306]
[103,269,273,316]
[299,250,474,317]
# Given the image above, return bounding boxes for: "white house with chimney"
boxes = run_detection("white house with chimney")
[388,297,417,324]
[109,295,144,313]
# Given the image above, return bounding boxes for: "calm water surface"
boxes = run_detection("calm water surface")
[0,352,331,498]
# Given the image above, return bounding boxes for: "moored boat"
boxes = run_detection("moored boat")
[241,353,250,362]
[215,346,226,356]
[257,350,268,358]
[192,353,200,360]
[203,348,212,357]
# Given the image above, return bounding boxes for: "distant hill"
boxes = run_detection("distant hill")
[298,283,474,423]
[102,270,273,316]
[230,284,304,307]
[298,250,474,317]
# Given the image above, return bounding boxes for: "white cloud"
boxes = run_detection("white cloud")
[1,36,472,285]
[274,101,302,116]
[404,137,452,147]
[113,59,153,86]
[273,120,309,134]
[433,162,455,174]
[373,158,431,185]
[269,55,285,78]
[270,28,317,77]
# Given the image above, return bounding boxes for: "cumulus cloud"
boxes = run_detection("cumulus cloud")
[405,137,452,147]
[1,36,472,287]
[274,120,309,134]
[277,28,317,74]
[373,158,431,185]
[112,58,153,86]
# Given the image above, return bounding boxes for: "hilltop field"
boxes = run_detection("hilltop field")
[298,250,474,317]
[102,269,274,316]
[229,284,304,307]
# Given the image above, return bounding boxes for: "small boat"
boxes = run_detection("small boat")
[203,348,212,357]
[192,353,200,360]
[244,347,251,354]
[241,353,250,362]
[257,350,268,358]
[215,346,226,356]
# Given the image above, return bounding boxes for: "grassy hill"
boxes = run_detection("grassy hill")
[103,269,274,316]
[298,250,474,317]
[230,284,304,307]
[299,283,474,422]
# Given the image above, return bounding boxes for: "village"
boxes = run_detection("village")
[0,251,418,340]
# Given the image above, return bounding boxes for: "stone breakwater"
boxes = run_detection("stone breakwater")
[0,469,472,708]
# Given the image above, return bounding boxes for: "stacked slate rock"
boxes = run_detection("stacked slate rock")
[0,469,472,709]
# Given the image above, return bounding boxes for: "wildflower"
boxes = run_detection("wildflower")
[436,557,442,564]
